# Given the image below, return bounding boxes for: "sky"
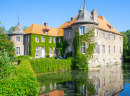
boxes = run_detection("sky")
[0,0,130,32]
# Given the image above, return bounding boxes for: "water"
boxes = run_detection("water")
[36,64,130,96]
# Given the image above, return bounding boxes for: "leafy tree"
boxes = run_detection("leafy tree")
[23,26,29,31]
[0,25,6,33]
[6,26,14,34]
[0,33,15,57]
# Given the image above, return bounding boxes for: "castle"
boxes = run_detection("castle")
[8,4,123,65]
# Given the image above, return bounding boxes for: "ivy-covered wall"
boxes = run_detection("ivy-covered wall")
[29,34,56,57]
[56,36,63,57]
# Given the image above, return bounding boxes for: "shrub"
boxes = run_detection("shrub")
[65,51,73,59]
[74,54,88,70]
[0,60,39,96]
[29,59,72,73]
[17,55,31,60]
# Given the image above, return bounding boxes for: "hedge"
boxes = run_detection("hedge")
[29,59,72,73]
[0,60,39,96]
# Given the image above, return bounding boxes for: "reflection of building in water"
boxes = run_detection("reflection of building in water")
[87,65,123,96]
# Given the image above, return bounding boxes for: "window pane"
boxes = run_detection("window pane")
[16,37,20,42]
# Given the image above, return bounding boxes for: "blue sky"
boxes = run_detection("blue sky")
[0,0,130,32]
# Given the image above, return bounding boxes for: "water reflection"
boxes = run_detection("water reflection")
[37,65,124,96]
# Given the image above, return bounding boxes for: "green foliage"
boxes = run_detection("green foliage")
[73,54,88,70]
[80,29,95,60]
[63,39,69,57]
[17,55,31,60]
[6,26,15,34]
[0,25,5,33]
[29,34,56,57]
[23,26,29,31]
[0,60,39,96]
[0,50,14,79]
[65,51,73,59]
[29,59,72,73]
[56,36,63,57]
[121,30,130,60]
[73,30,81,57]
[0,33,15,57]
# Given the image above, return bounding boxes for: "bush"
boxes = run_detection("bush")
[73,54,88,70]
[65,51,73,59]
[17,55,31,60]
[29,59,72,73]
[0,60,39,96]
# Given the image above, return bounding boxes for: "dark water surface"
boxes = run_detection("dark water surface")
[36,64,130,96]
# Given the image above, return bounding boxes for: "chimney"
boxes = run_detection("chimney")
[71,17,73,21]
[92,9,97,22]
[44,22,48,27]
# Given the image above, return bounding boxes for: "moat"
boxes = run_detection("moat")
[36,64,130,96]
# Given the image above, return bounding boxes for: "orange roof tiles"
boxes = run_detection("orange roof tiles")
[25,24,57,36]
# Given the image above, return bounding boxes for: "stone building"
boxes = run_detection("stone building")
[61,5,123,65]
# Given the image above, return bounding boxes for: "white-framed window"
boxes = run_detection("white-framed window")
[95,27,97,36]
[114,87,116,92]
[58,38,61,43]
[95,42,98,53]
[81,43,85,53]
[41,37,45,42]
[36,47,39,55]
[49,47,52,54]
[120,37,121,42]
[108,89,110,95]
[80,26,85,35]
[95,84,98,95]
[16,37,20,42]
[103,92,105,96]
[108,45,110,54]
[35,37,39,42]
[109,75,111,84]
[49,37,52,43]
[27,47,29,55]
[67,30,71,38]
[108,34,110,40]
[102,45,105,54]
[54,37,56,43]
[103,78,105,86]
[113,46,115,53]
[113,35,115,41]
[45,31,48,35]
[27,36,30,42]
[16,47,20,55]
[103,33,105,39]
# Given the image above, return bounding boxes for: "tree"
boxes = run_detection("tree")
[23,26,29,31]
[0,33,15,57]
[6,26,14,34]
[0,25,6,33]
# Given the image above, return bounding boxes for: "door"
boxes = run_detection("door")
[42,47,45,57]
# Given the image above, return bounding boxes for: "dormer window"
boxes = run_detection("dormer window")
[45,31,48,35]
[35,37,39,42]
[80,26,85,35]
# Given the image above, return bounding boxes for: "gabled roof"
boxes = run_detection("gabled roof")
[25,24,57,36]
[58,15,122,36]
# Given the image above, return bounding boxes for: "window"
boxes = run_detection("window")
[103,33,105,39]
[36,47,39,55]
[81,43,85,53]
[49,37,52,43]
[103,78,105,86]
[80,26,85,35]
[98,79,100,88]
[109,75,111,84]
[120,37,121,42]
[120,47,121,53]
[58,38,61,43]
[108,45,110,54]
[41,37,45,42]
[95,42,98,53]
[108,89,110,95]
[98,45,100,54]
[95,84,98,95]
[45,31,48,35]
[16,47,20,55]
[54,37,56,43]
[16,37,20,42]
[67,45,71,52]
[103,92,105,96]
[49,47,52,54]
[114,87,116,92]
[67,31,71,38]
[102,45,105,54]
[108,34,110,40]
[27,47,29,55]
[27,36,30,42]
[95,27,97,36]
[113,35,115,41]
[35,37,39,42]
[113,46,115,53]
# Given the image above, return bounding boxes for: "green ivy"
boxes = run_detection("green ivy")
[29,34,56,57]
[56,36,63,57]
